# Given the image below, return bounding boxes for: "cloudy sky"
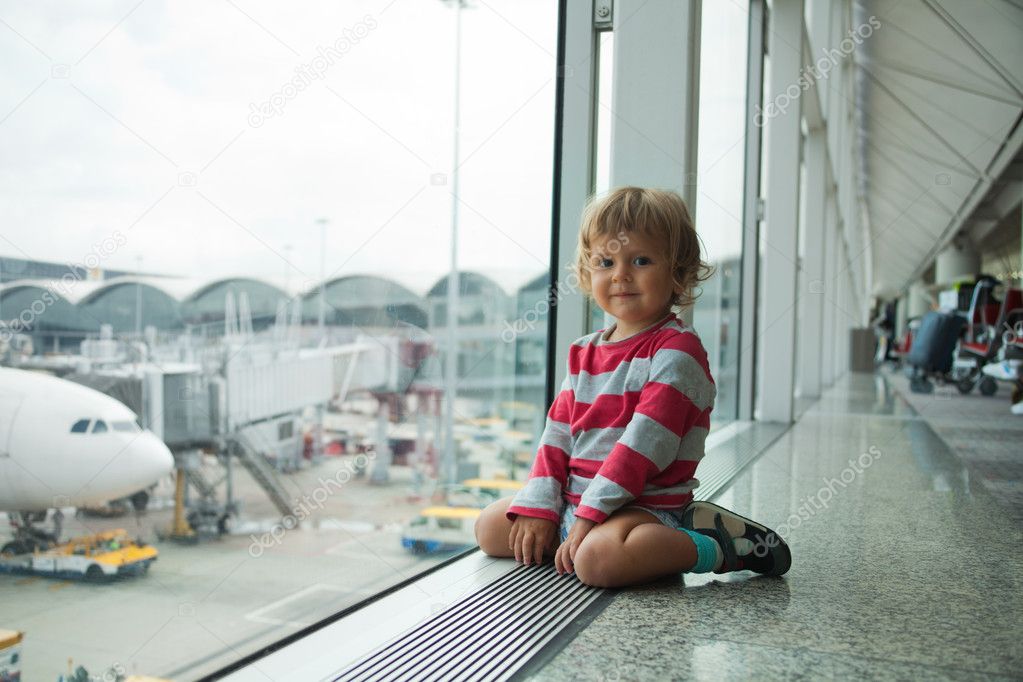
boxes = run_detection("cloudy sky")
[0,0,746,296]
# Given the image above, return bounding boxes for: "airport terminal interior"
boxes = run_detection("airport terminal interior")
[0,0,1021,680]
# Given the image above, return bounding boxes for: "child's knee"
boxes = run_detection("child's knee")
[473,510,492,546]
[572,535,616,587]
[474,503,512,557]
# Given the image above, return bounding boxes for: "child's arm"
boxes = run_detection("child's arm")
[574,333,715,524]
[505,370,574,524]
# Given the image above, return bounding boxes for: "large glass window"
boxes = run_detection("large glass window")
[693,0,750,423]
[0,2,556,679]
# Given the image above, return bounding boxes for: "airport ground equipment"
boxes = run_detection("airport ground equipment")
[401,506,481,554]
[0,529,156,581]
[228,432,293,516]
[0,629,22,682]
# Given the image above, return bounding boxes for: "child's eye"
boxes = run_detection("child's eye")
[633,256,652,266]
[594,257,613,268]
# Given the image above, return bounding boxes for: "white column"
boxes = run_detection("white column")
[609,0,701,207]
[829,227,846,386]
[832,236,849,380]
[895,291,908,340]
[797,128,827,399]
[821,194,837,387]
[842,267,854,376]
[908,281,931,318]
[756,0,804,423]
[935,241,980,286]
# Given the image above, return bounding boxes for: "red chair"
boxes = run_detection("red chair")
[958,283,1023,395]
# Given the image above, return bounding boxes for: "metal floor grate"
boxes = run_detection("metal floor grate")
[329,424,788,682]
[332,563,604,682]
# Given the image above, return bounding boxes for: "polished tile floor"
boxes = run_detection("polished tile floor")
[525,373,1023,681]
[885,366,1023,524]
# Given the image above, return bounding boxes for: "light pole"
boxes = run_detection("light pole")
[316,218,328,338]
[442,0,467,492]
[135,255,143,337]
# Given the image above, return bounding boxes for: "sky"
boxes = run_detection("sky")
[0,0,747,297]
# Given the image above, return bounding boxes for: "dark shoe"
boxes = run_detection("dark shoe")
[681,500,791,577]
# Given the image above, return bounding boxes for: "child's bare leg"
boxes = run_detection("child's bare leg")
[475,496,558,561]
[474,496,516,558]
[573,509,698,588]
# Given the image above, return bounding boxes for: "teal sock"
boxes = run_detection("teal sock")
[682,528,721,573]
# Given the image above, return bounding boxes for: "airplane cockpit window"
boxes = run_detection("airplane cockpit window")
[91,420,109,434]
[70,419,91,433]
[112,421,140,433]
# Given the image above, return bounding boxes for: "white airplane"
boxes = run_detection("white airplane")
[0,368,174,552]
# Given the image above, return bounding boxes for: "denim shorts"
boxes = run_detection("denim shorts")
[559,501,688,543]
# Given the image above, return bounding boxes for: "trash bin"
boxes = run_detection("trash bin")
[850,328,876,372]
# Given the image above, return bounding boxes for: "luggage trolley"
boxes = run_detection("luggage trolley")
[904,310,967,393]
[956,281,1023,395]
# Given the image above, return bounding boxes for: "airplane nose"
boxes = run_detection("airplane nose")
[80,430,175,504]
[135,430,175,483]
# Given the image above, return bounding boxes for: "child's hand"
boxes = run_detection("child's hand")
[555,517,597,575]
[508,516,556,565]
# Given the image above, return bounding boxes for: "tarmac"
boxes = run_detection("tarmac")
[0,454,460,681]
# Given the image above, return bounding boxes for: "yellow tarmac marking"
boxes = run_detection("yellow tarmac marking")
[15,577,37,586]
[48,581,72,591]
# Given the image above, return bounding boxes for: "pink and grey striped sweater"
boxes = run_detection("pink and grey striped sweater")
[506,313,715,525]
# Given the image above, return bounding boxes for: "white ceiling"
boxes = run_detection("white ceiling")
[855,0,1023,296]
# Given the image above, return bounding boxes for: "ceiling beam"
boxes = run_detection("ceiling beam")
[861,66,984,177]
[866,137,959,216]
[900,107,1023,291]
[868,129,981,179]
[1003,160,1023,182]
[969,218,1000,243]
[867,9,1010,93]
[870,190,947,245]
[973,178,1023,223]
[922,0,1023,99]
[866,57,1023,107]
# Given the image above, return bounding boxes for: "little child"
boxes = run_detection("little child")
[474,187,790,587]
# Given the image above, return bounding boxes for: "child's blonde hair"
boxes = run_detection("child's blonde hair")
[573,186,713,310]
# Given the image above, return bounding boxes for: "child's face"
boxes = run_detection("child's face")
[588,230,679,333]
